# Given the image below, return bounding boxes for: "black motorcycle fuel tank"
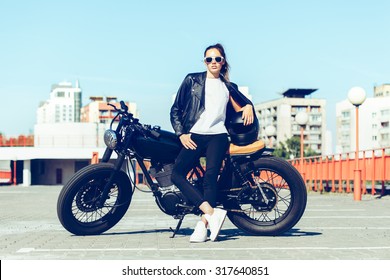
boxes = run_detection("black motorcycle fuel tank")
[133,129,181,163]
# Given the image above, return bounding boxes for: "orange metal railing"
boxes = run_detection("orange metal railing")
[91,152,99,164]
[0,135,34,147]
[289,147,390,196]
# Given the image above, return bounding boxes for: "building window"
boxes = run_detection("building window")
[310,135,320,140]
[57,92,65,97]
[381,109,389,116]
[292,106,306,113]
[311,106,320,113]
[100,110,109,117]
[292,124,299,131]
[310,115,321,122]
[341,111,350,118]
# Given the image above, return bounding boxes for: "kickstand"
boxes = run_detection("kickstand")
[169,216,184,238]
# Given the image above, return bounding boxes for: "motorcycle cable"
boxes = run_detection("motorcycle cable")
[108,101,155,195]
[125,157,152,193]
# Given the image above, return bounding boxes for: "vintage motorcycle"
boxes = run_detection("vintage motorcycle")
[57,101,307,237]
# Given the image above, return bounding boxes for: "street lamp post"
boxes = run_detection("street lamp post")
[295,111,309,180]
[265,125,276,148]
[347,86,366,201]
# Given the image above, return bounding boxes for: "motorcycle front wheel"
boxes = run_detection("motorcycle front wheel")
[57,163,133,235]
[224,156,307,236]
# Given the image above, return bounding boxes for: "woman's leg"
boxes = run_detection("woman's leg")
[171,135,206,208]
[177,133,228,215]
[174,134,228,242]
[171,135,212,242]
[198,134,229,240]
[202,134,229,207]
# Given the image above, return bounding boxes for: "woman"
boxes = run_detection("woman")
[170,43,255,242]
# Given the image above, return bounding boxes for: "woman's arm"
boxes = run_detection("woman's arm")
[170,75,192,136]
[229,95,254,126]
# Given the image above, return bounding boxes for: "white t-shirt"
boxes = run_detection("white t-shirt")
[190,78,229,134]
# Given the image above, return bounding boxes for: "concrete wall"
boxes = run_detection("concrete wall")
[31,159,89,185]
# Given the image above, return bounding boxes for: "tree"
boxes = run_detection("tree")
[286,136,301,159]
[272,136,320,159]
[272,141,289,159]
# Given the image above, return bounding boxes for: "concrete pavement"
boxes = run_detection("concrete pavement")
[1,184,390,260]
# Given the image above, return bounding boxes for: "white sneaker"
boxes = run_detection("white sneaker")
[190,221,208,243]
[205,208,227,241]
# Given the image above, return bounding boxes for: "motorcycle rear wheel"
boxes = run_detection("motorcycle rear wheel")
[224,156,307,236]
[57,163,132,235]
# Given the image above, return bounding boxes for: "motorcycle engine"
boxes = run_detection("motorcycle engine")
[157,185,186,215]
[150,163,187,215]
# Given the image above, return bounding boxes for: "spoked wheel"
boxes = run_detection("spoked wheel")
[224,156,307,236]
[57,163,133,235]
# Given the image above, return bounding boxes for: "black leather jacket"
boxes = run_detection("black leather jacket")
[170,71,254,137]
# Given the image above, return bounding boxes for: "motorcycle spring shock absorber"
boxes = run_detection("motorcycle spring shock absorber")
[231,161,253,200]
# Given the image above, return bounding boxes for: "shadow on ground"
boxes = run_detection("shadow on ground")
[94,227,321,241]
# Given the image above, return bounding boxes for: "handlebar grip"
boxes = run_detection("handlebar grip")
[120,101,129,112]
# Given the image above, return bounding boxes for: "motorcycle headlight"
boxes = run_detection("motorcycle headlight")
[104,129,118,149]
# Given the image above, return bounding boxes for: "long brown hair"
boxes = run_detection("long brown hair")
[204,43,231,81]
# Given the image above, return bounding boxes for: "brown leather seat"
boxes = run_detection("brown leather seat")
[229,140,265,155]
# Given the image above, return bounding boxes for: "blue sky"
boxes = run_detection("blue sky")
[1,0,389,147]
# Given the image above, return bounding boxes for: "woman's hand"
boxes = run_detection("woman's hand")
[241,104,254,125]
[179,133,197,150]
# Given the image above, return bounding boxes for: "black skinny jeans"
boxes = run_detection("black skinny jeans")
[171,133,229,208]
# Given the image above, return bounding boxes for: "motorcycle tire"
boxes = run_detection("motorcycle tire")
[57,163,132,235]
[224,156,307,236]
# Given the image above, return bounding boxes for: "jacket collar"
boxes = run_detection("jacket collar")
[192,71,207,86]
[194,71,229,85]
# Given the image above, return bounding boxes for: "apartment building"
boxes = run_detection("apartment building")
[255,89,327,155]
[37,80,82,124]
[336,84,390,153]
[81,96,138,127]
[373,83,390,97]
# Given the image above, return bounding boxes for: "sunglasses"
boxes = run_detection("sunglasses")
[204,56,224,63]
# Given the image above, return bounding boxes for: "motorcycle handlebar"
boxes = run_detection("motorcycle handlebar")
[109,100,160,140]
[108,102,133,117]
